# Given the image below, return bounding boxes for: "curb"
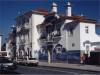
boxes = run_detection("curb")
[39,62,100,72]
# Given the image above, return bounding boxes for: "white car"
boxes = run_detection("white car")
[17,58,39,66]
[27,58,39,66]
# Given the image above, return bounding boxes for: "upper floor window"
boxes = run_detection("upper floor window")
[68,28,73,36]
[85,26,89,33]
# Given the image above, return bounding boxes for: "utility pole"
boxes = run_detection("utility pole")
[0,34,2,52]
[47,42,53,64]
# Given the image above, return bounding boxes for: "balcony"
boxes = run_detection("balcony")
[24,23,30,29]
[17,26,29,35]
[39,33,47,40]
[39,31,61,45]
[40,34,47,40]
[39,34,47,44]
[19,39,26,45]
[52,31,61,39]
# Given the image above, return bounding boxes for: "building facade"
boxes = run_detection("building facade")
[0,34,8,57]
[5,26,16,59]
[15,8,47,60]
[15,2,100,63]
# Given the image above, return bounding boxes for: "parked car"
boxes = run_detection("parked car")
[27,58,39,66]
[0,57,17,71]
[17,58,39,66]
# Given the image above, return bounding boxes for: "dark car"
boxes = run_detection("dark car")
[0,57,17,72]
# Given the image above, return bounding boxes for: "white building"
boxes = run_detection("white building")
[5,26,16,59]
[6,38,12,58]
[38,2,100,60]
[15,8,48,60]
[15,2,100,62]
[0,34,7,57]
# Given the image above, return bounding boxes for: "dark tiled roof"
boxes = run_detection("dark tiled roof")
[34,8,48,12]
[60,15,96,24]
[15,7,97,24]
[15,8,49,20]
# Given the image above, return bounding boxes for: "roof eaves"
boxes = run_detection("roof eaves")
[32,10,48,15]
[60,15,96,24]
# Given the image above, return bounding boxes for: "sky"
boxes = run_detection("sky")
[0,0,100,43]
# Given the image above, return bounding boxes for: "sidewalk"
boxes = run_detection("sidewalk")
[39,61,100,72]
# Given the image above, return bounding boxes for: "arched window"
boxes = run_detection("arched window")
[55,44,62,54]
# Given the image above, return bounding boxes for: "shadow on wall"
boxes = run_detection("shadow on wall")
[39,48,80,64]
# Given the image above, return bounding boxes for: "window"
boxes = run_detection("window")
[85,26,89,33]
[55,44,62,54]
[68,28,73,36]
[25,17,29,24]
[70,28,73,35]
[72,43,75,47]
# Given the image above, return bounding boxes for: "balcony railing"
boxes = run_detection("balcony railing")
[39,34,47,40]
[16,26,29,35]
[53,33,61,38]
[51,31,61,39]
[39,31,61,42]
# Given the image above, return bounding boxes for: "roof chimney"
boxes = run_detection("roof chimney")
[52,2,58,13]
[66,2,72,16]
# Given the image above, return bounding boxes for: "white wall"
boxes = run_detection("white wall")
[31,14,45,58]
[28,17,32,44]
[60,20,80,51]
[6,42,11,58]
[59,23,67,49]
[56,20,100,52]
[59,20,71,50]
[58,19,80,51]
[16,35,19,58]
[67,22,80,51]
[80,22,100,52]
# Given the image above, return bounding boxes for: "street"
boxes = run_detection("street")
[0,65,100,75]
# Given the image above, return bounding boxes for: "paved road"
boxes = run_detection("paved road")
[1,65,100,75]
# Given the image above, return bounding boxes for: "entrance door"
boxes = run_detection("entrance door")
[85,45,90,57]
